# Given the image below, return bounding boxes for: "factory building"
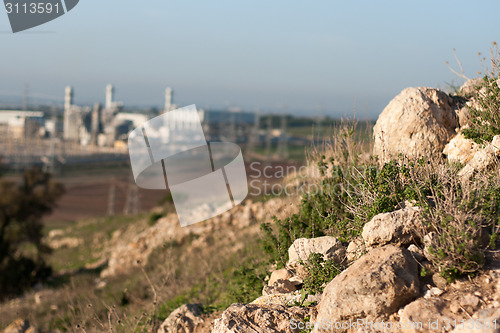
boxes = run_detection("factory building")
[0,110,45,139]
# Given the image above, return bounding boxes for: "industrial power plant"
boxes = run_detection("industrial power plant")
[0,85,295,171]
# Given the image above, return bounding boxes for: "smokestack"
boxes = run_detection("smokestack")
[164,87,173,113]
[91,102,101,146]
[106,84,114,109]
[63,86,74,140]
[64,86,73,111]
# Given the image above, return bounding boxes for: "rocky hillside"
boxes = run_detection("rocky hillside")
[2,77,500,333]
[205,80,499,333]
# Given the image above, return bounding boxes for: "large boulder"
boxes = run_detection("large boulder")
[373,87,458,164]
[444,132,480,164]
[288,236,345,267]
[312,245,420,332]
[157,303,204,333]
[362,204,423,248]
[211,303,309,333]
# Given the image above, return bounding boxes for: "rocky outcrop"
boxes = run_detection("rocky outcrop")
[262,279,298,296]
[312,245,420,332]
[252,290,320,307]
[373,87,458,164]
[346,237,366,262]
[1,319,37,333]
[459,78,483,98]
[451,307,500,333]
[362,204,423,248]
[157,303,204,333]
[288,236,345,267]
[443,133,480,164]
[399,298,454,333]
[101,198,291,277]
[211,303,309,333]
[458,135,500,180]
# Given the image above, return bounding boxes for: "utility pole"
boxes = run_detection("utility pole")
[107,179,116,216]
[277,113,288,159]
[265,115,272,161]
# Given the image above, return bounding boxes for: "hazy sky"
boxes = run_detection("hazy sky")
[1,1,499,118]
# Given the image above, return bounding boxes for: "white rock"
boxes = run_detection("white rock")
[444,133,480,164]
[312,245,420,332]
[288,236,345,267]
[157,303,204,333]
[373,87,458,164]
[211,303,309,333]
[458,135,500,180]
[362,205,423,248]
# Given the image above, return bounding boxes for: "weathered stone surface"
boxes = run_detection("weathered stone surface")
[346,238,366,262]
[407,244,424,262]
[459,78,483,98]
[288,236,345,267]
[253,290,320,307]
[211,303,309,333]
[101,198,291,278]
[157,303,204,333]
[399,298,454,333]
[263,279,297,296]
[1,319,37,333]
[373,87,458,164]
[444,133,480,164]
[458,135,500,180]
[312,245,420,332]
[268,268,294,286]
[451,307,500,332]
[362,205,423,248]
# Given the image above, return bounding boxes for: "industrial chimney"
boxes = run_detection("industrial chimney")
[164,87,173,113]
[106,84,114,110]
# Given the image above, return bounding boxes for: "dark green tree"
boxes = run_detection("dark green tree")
[0,168,64,298]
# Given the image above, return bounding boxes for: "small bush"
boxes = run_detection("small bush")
[148,212,163,226]
[302,253,343,295]
[463,42,500,144]
[462,76,500,144]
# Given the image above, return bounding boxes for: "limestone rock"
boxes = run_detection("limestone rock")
[253,290,319,307]
[458,135,500,180]
[288,236,345,267]
[362,205,423,248]
[451,307,500,332]
[346,238,366,262]
[312,245,420,332]
[268,268,294,286]
[263,279,297,296]
[211,303,309,333]
[1,319,37,333]
[459,78,483,98]
[444,133,480,164]
[399,298,454,333]
[157,303,204,333]
[407,244,424,262]
[373,87,458,164]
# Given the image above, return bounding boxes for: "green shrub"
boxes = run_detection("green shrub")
[302,253,343,295]
[148,212,163,226]
[462,75,500,144]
